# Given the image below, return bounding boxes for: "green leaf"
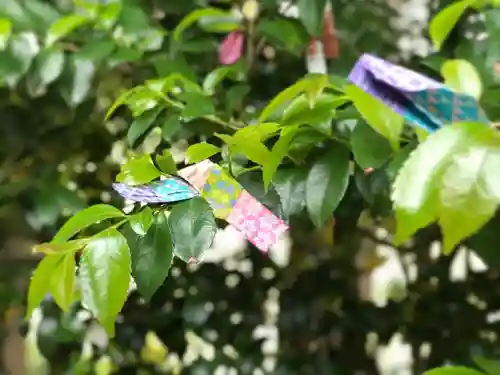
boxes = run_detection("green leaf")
[273,168,308,219]
[116,154,161,186]
[441,59,483,99]
[108,47,143,66]
[46,15,88,46]
[263,126,299,190]
[52,204,125,244]
[306,145,351,227]
[186,142,221,164]
[26,254,64,319]
[76,39,115,61]
[350,120,393,169]
[259,74,328,122]
[129,207,153,236]
[423,367,484,375]
[392,122,500,253]
[32,48,64,86]
[180,92,216,119]
[297,0,328,36]
[9,32,40,77]
[429,0,477,51]
[80,228,131,337]
[161,113,182,141]
[173,8,236,41]
[168,197,217,262]
[155,150,177,174]
[232,136,271,165]
[125,212,174,300]
[33,239,88,255]
[345,84,404,150]
[50,253,76,312]
[62,57,95,107]
[127,108,162,148]
[0,18,12,50]
[203,66,240,95]
[474,356,500,375]
[198,12,241,33]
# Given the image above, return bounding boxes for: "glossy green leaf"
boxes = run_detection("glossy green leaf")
[186,142,221,164]
[441,59,483,99]
[116,154,161,186]
[346,84,404,150]
[63,57,95,107]
[297,0,328,36]
[474,356,500,375]
[232,136,271,165]
[393,122,500,253]
[168,197,217,262]
[173,8,235,41]
[429,0,477,51]
[125,212,174,300]
[50,253,76,312]
[26,254,64,319]
[34,239,88,255]
[76,39,115,61]
[9,32,40,77]
[180,92,215,119]
[351,120,393,169]
[306,146,351,227]
[52,204,125,244]
[31,48,64,91]
[273,167,308,219]
[259,74,328,122]
[129,207,153,236]
[80,228,131,336]
[155,150,177,174]
[46,15,88,46]
[423,367,484,375]
[127,108,162,147]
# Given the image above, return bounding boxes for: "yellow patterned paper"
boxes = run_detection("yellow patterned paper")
[201,166,242,219]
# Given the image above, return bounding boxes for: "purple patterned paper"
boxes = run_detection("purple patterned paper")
[348,54,441,120]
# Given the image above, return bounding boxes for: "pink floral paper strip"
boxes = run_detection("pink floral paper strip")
[227,190,288,252]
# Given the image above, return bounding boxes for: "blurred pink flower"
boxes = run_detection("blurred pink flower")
[218,31,244,65]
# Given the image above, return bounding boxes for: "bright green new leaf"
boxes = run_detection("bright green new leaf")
[259,74,328,122]
[155,150,177,174]
[0,18,12,50]
[393,122,500,253]
[173,8,235,41]
[79,228,131,337]
[350,120,393,169]
[232,136,271,166]
[52,204,125,244]
[33,48,65,86]
[105,87,137,120]
[50,253,76,312]
[127,107,162,147]
[273,168,309,219]
[263,126,299,190]
[186,142,221,164]
[198,12,241,33]
[429,0,477,51]
[168,198,217,262]
[116,154,161,186]
[423,367,484,375]
[125,212,174,300]
[346,84,404,150]
[46,15,88,46]
[129,207,153,236]
[34,238,88,254]
[306,146,351,227]
[297,0,328,36]
[26,254,64,319]
[441,59,483,99]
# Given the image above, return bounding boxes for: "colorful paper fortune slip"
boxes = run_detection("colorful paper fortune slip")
[112,159,289,252]
[348,53,489,132]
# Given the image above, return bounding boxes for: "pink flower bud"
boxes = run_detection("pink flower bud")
[219,31,244,65]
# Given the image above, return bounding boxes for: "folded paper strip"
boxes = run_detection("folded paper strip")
[348,53,489,132]
[113,160,288,252]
